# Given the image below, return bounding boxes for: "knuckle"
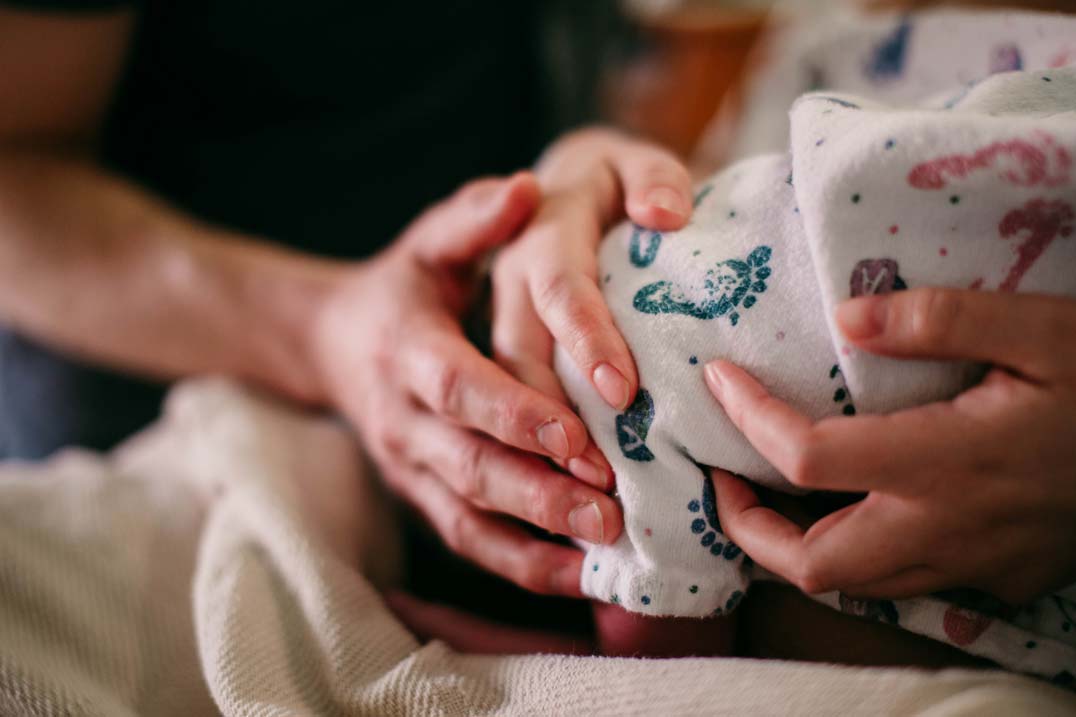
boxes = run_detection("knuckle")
[515,546,555,594]
[533,273,605,360]
[454,441,488,500]
[441,507,472,555]
[639,155,690,186]
[515,565,550,595]
[369,323,399,373]
[525,478,558,530]
[787,434,825,488]
[492,399,526,437]
[795,560,829,595]
[907,288,960,346]
[532,270,574,312]
[563,299,604,339]
[378,425,407,460]
[427,361,464,417]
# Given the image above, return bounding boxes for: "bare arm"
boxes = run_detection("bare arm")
[0,7,342,403]
[0,7,716,596]
[0,6,625,593]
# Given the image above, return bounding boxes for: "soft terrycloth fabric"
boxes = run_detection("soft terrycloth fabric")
[705,5,1076,166]
[4,379,1076,716]
[794,73,1076,413]
[555,9,1076,684]
[557,153,831,619]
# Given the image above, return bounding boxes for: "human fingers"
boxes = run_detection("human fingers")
[490,253,615,487]
[525,244,638,411]
[607,139,693,231]
[836,289,1076,383]
[711,470,922,594]
[492,350,614,491]
[406,410,622,542]
[388,463,587,597]
[408,171,542,268]
[703,360,969,493]
[710,469,813,589]
[401,320,590,462]
[491,256,610,476]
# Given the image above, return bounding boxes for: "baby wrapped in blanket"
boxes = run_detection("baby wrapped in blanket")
[555,58,1076,679]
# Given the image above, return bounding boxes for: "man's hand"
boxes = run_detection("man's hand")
[704,288,1076,604]
[311,173,623,597]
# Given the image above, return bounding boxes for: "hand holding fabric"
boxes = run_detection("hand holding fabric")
[706,288,1076,604]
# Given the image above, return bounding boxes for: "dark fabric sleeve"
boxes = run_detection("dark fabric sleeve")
[0,0,136,11]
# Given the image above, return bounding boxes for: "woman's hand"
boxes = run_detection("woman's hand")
[491,128,694,417]
[703,288,1076,604]
[311,173,623,597]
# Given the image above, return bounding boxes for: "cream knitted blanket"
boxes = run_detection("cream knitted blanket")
[1,379,1073,716]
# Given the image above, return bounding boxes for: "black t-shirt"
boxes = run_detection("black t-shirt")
[0,0,602,458]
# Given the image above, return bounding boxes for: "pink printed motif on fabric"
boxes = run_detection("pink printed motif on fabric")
[1049,47,1076,68]
[943,605,993,647]
[907,131,1071,190]
[997,199,1075,291]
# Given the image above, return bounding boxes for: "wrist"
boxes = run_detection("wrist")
[211,234,349,406]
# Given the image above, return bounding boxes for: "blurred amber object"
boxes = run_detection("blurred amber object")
[606,7,768,159]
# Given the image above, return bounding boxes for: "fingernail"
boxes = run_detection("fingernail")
[837,297,887,339]
[568,501,605,544]
[568,456,608,489]
[704,361,724,400]
[645,187,686,218]
[537,420,570,459]
[593,363,630,410]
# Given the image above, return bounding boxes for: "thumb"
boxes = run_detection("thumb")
[411,171,541,267]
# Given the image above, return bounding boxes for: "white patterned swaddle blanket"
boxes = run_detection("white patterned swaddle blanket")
[555,50,1076,685]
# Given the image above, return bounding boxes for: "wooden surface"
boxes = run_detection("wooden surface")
[605,7,768,158]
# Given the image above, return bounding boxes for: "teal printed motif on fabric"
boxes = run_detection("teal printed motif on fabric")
[616,389,655,462]
[633,246,772,326]
[814,96,861,110]
[629,225,662,267]
[693,184,714,208]
[687,478,743,561]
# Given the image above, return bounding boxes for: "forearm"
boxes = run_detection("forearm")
[0,149,345,404]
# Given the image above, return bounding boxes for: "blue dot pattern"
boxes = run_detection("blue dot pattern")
[686,481,744,562]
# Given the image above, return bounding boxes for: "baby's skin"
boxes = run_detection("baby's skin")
[589,488,989,667]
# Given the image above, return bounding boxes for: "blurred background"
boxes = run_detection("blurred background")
[602,0,776,158]
[547,0,778,160]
